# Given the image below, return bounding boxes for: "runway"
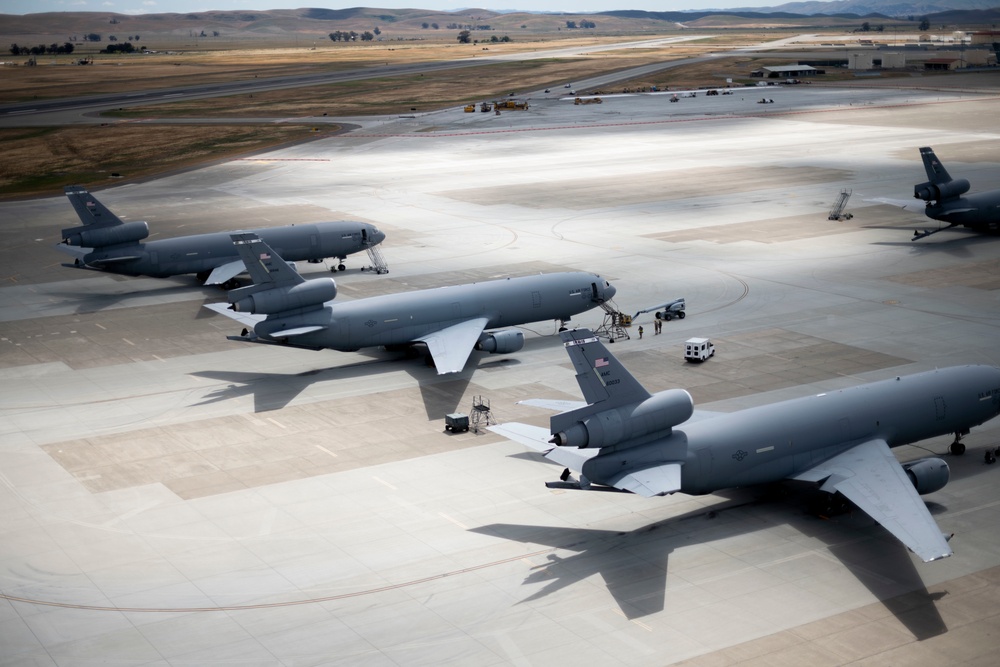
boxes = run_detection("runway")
[3,75,1000,665]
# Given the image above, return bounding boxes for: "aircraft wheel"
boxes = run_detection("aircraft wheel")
[950,441,966,456]
[678,311,686,319]
[985,450,996,464]
[330,266,338,273]
[338,263,346,271]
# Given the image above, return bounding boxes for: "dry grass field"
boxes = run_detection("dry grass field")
[2,33,756,198]
[0,125,326,196]
[0,11,964,199]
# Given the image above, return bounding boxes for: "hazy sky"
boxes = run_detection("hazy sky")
[2,1,765,16]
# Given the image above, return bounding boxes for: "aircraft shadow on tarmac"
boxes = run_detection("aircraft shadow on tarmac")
[44,279,211,315]
[471,483,950,639]
[189,349,522,418]
[486,438,1000,631]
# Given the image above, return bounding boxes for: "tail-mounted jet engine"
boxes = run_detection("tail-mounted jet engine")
[476,330,524,354]
[62,221,150,248]
[550,388,694,449]
[914,178,970,203]
[230,278,337,314]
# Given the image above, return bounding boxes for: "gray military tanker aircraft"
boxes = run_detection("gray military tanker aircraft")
[58,185,385,286]
[912,146,1000,239]
[205,233,616,374]
[490,328,1000,562]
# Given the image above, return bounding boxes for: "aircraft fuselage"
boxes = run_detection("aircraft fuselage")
[925,192,1000,231]
[254,272,615,351]
[582,365,1000,494]
[78,221,383,278]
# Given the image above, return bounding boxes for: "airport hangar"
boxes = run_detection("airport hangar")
[2,74,1000,666]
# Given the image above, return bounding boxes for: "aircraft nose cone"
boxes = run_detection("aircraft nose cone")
[604,280,617,301]
[371,227,386,245]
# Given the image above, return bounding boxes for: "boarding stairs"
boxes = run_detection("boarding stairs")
[828,189,853,221]
[363,243,389,274]
[470,396,497,434]
[593,301,630,343]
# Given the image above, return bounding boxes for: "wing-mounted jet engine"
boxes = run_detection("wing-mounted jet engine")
[475,330,524,354]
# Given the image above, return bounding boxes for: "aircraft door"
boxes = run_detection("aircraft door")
[592,282,598,301]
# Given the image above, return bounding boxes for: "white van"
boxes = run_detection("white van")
[684,337,715,362]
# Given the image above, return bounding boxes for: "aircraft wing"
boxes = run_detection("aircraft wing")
[204,259,247,286]
[203,302,266,330]
[414,317,489,375]
[791,438,952,562]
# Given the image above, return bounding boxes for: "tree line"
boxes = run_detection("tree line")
[10,42,75,55]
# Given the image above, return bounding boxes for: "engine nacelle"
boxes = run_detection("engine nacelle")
[64,221,149,248]
[902,457,950,495]
[475,329,524,354]
[914,178,970,202]
[231,278,337,314]
[551,388,694,449]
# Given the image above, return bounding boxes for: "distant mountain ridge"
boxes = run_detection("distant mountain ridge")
[742,0,999,15]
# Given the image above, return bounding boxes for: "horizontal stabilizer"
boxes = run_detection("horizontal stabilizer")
[54,244,87,260]
[608,463,682,497]
[488,422,598,472]
[277,325,327,337]
[205,259,247,286]
[83,255,143,265]
[203,302,265,329]
[488,423,552,453]
[867,196,925,212]
[518,398,588,412]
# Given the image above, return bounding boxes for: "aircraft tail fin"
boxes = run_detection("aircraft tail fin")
[915,147,970,203]
[919,147,952,184]
[61,186,151,249]
[558,328,651,408]
[230,233,304,289]
[63,185,124,228]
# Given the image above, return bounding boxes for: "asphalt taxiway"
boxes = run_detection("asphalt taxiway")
[2,73,1000,665]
